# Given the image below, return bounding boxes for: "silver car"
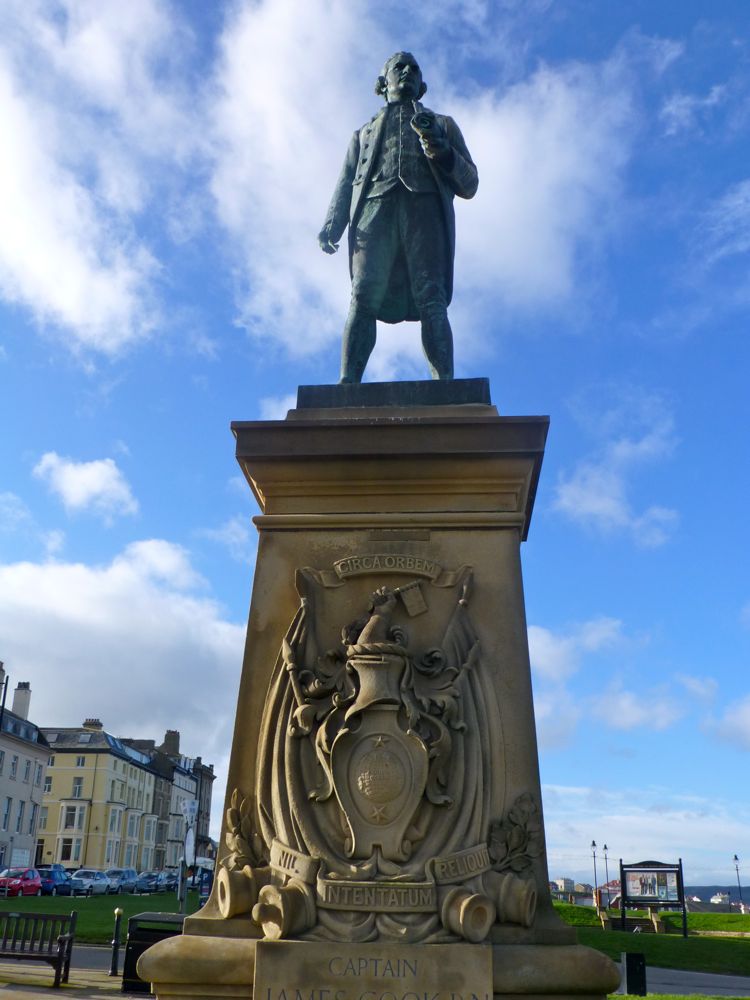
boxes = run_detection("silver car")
[69,869,111,895]
[104,867,137,893]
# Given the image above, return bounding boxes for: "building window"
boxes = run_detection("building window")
[10,755,18,779]
[2,797,11,831]
[72,777,83,799]
[76,755,85,767]
[23,759,31,782]
[28,803,37,835]
[15,801,25,833]
[59,838,82,863]
[44,776,52,794]
[0,750,4,775]
[48,755,55,767]
[39,806,48,831]
[63,805,77,830]
[34,763,43,785]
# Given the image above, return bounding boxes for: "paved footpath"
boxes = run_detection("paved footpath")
[0,945,132,997]
[2,953,750,999]
[617,964,750,996]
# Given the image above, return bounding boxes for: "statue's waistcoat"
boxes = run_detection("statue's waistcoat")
[367,103,439,199]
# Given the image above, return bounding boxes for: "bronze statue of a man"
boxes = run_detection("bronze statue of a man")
[318,52,478,383]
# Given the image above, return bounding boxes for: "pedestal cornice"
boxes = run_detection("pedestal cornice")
[232,411,548,539]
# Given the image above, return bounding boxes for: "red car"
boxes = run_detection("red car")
[0,866,43,897]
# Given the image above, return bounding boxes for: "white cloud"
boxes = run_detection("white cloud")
[259,394,297,421]
[529,616,622,747]
[553,391,679,547]
[543,783,750,884]
[676,674,718,701]
[0,541,245,836]
[208,1,658,374]
[529,617,622,683]
[660,84,726,136]
[590,680,682,731]
[533,688,582,750]
[700,178,750,266]
[200,516,256,565]
[452,56,634,309]
[0,490,65,556]
[33,452,138,520]
[0,0,197,353]
[713,694,750,752]
[0,491,33,532]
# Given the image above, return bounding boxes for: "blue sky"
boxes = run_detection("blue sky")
[1,0,748,886]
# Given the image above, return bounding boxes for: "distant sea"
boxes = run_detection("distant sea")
[684,885,746,899]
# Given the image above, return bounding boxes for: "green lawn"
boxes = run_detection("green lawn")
[662,911,750,934]
[0,891,202,943]
[553,903,750,976]
[577,927,750,977]
[555,901,750,935]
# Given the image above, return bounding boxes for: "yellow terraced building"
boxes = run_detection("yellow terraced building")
[37,719,159,870]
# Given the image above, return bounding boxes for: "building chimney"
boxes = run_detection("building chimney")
[12,682,31,720]
[161,729,180,755]
[82,718,103,731]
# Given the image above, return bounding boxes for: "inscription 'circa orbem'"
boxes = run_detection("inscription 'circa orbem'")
[216,552,540,944]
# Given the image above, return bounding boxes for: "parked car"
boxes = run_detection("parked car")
[0,867,43,897]
[135,870,168,893]
[162,870,178,891]
[40,868,74,896]
[104,867,137,894]
[37,863,68,875]
[68,869,111,895]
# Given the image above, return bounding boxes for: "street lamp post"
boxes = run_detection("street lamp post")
[603,844,610,910]
[734,855,743,903]
[591,840,599,912]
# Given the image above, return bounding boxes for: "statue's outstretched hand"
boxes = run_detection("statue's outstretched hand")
[318,229,339,254]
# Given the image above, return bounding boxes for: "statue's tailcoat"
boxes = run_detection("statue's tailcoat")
[322,104,478,323]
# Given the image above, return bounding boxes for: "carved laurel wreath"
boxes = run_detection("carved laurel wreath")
[488,793,543,874]
[223,788,266,871]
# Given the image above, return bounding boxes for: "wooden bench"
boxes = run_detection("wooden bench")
[0,910,77,988]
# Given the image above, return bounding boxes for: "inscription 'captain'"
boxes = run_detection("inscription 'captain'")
[329,957,418,977]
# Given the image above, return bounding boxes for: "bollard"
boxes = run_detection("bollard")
[109,907,123,977]
[622,952,647,996]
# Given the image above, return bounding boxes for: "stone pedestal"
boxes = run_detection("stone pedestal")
[139,381,619,1000]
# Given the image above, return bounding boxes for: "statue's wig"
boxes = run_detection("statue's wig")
[375,51,428,101]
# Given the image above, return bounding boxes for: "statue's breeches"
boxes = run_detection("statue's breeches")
[350,187,449,320]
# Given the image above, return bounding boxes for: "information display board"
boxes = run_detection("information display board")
[619,859,687,937]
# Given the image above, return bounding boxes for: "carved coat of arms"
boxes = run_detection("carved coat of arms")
[218,556,540,943]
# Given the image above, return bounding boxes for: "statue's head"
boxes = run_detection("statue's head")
[375,51,427,102]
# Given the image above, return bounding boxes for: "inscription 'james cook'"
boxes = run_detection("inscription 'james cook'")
[262,956,490,1000]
